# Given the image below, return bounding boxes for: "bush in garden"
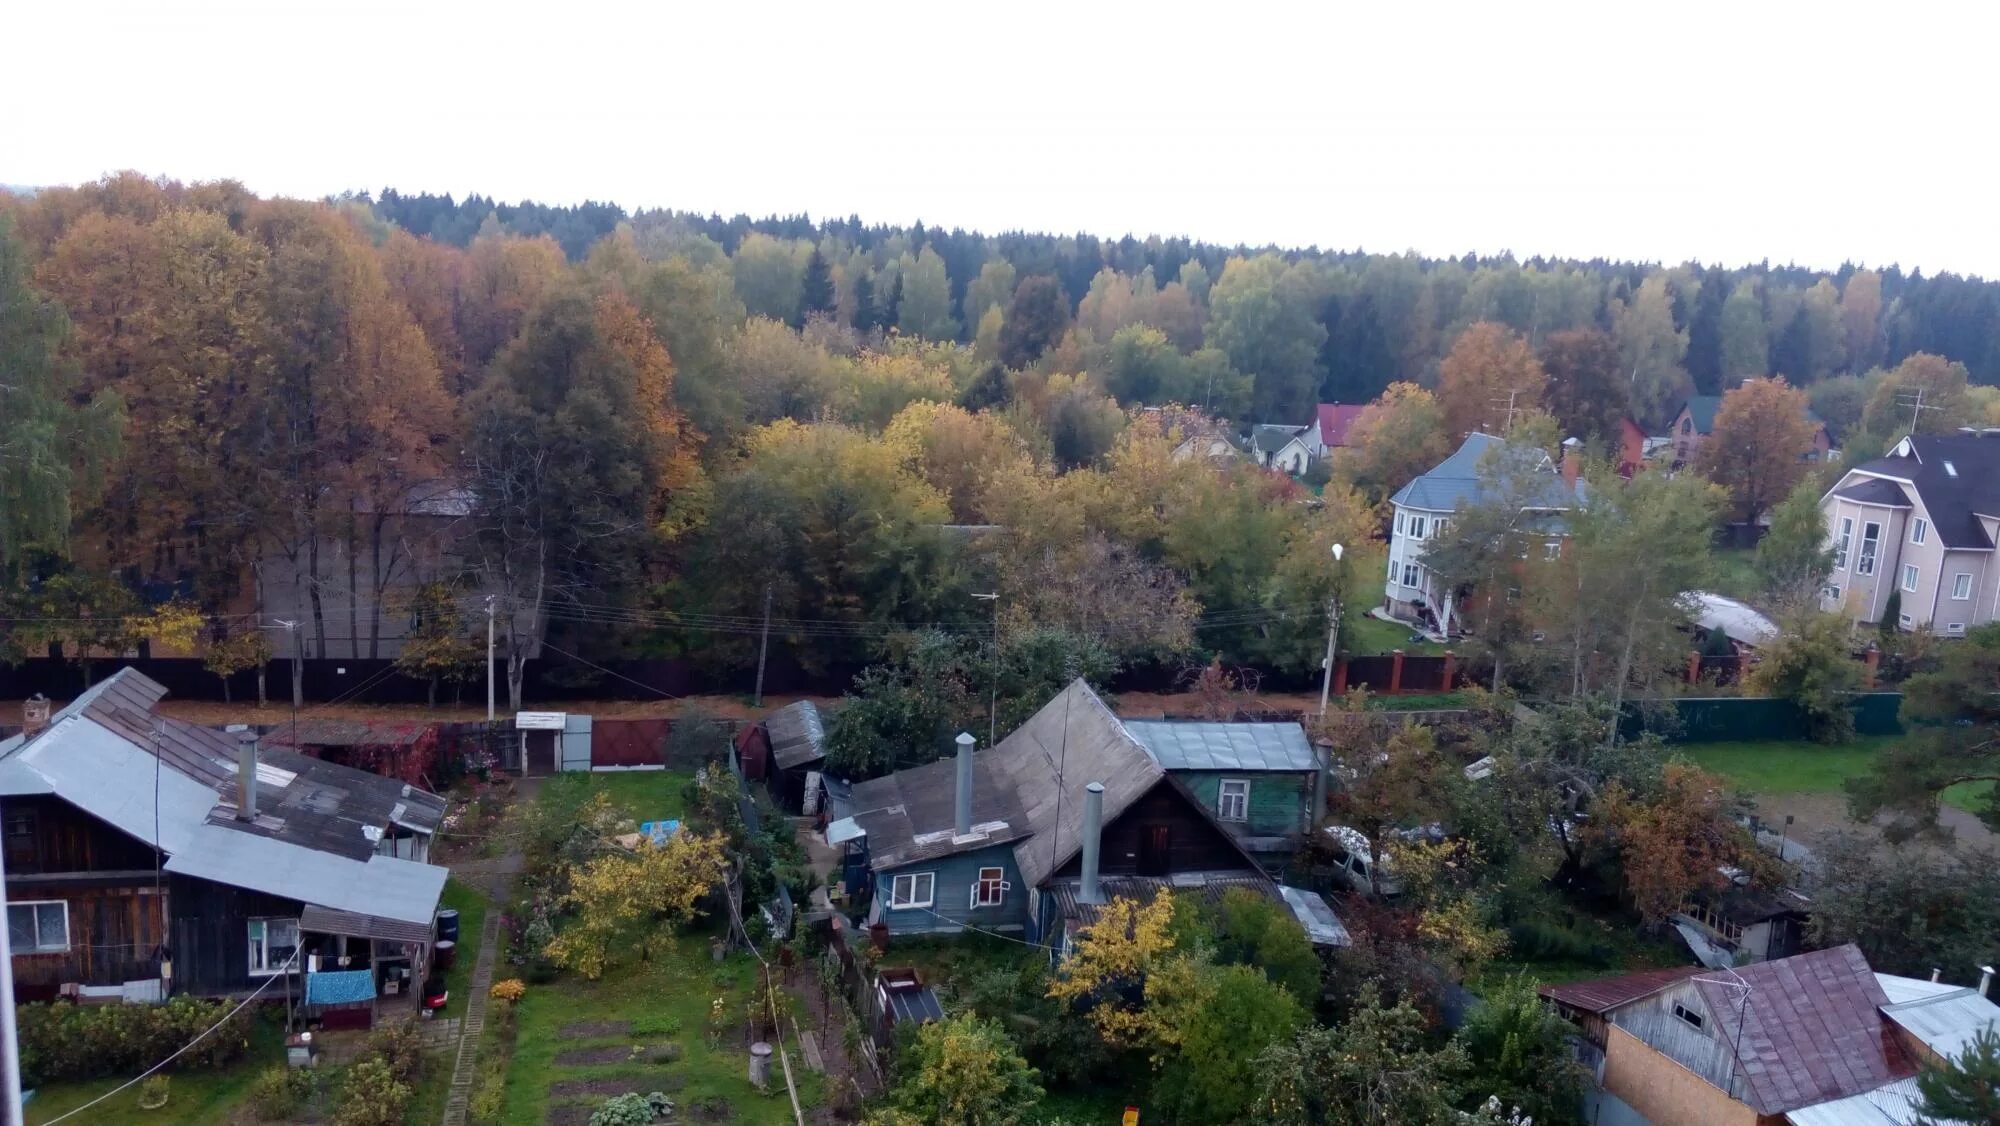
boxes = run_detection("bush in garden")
[333,1058,411,1126]
[15,996,255,1085]
[588,1092,656,1126]
[362,1017,427,1085]
[248,1066,317,1121]
[488,978,526,1003]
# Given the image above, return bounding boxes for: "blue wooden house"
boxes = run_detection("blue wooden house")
[825,681,1347,951]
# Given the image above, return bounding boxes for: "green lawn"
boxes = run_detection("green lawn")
[440,877,489,1020]
[1710,547,1763,604]
[541,770,693,822]
[498,931,820,1125]
[1681,737,1990,812]
[24,1012,285,1125]
[1344,614,1447,655]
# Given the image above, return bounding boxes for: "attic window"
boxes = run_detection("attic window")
[1673,1002,1705,1032]
[1945,461,1958,477]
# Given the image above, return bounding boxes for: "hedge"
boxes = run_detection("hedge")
[17,996,255,1086]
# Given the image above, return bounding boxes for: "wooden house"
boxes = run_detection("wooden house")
[824,681,1347,953]
[1121,720,1322,874]
[0,670,447,1023]
[741,702,828,814]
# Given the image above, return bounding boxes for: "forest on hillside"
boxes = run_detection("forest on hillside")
[4,172,1999,704]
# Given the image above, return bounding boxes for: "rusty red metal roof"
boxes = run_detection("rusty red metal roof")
[1538,965,1701,1014]
[1690,944,1915,1115]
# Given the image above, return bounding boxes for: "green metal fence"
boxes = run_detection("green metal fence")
[1620,693,1904,743]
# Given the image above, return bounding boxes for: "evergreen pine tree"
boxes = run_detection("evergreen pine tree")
[958,362,1012,412]
[851,271,877,332]
[1880,588,1903,636]
[884,272,904,332]
[796,247,835,326]
[1916,1028,2000,1124]
[1773,307,1814,381]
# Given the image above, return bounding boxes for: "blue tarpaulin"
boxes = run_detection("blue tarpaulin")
[306,969,375,1005]
[640,819,681,845]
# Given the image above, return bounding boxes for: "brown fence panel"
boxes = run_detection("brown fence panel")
[591,718,671,768]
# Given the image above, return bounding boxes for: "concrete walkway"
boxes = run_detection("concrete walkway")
[441,777,539,1126]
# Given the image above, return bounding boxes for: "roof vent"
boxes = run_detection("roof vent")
[1945,461,1958,478]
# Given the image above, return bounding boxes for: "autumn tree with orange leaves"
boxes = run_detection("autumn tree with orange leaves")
[1436,322,1547,440]
[1695,376,1815,522]
[1590,762,1783,923]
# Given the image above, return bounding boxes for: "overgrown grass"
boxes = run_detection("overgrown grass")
[1344,615,1448,655]
[497,930,819,1125]
[1681,736,1990,812]
[440,877,489,1020]
[24,1011,285,1125]
[539,770,694,821]
[1366,690,1475,711]
[1709,547,1764,604]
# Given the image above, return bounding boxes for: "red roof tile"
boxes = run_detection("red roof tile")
[1316,403,1369,448]
[1539,965,1701,1014]
[1690,944,1915,1115]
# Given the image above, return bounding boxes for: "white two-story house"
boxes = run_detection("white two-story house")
[1819,431,2000,636]
[1383,433,1583,635]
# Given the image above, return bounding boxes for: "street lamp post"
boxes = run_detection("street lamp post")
[1317,543,1346,717]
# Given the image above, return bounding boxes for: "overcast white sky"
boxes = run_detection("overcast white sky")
[7,1,1994,275]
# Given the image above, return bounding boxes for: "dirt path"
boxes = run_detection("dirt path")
[440,777,541,1126]
[1748,790,1999,852]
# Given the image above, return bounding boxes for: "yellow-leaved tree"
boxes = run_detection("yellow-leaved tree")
[1044,894,1178,1045]
[544,830,728,980]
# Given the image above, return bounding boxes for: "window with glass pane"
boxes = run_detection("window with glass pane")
[8,902,67,952]
[1955,573,1973,600]
[1857,523,1880,576]
[1217,780,1250,822]
[1833,518,1852,569]
[248,917,300,974]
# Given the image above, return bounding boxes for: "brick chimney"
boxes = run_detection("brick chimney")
[1561,437,1582,488]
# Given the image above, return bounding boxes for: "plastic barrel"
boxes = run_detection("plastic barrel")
[434,939,456,971]
[435,908,460,944]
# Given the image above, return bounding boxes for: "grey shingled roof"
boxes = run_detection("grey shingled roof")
[1836,435,2000,550]
[1122,720,1317,772]
[0,669,447,925]
[765,701,828,770]
[1250,424,1307,455]
[1388,433,1582,514]
[841,752,1031,871]
[990,681,1165,889]
[1831,478,1911,508]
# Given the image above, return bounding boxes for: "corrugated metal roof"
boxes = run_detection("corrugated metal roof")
[1538,965,1701,1014]
[764,701,827,770]
[1882,988,2000,1062]
[0,668,447,925]
[1690,945,1914,1115]
[299,905,435,945]
[1691,592,1779,647]
[1785,1077,1930,1126]
[1876,973,1963,1005]
[1122,720,1317,773]
[261,719,431,749]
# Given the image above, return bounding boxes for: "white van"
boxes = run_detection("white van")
[1320,826,1406,897]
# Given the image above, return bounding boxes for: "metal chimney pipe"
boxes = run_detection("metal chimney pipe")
[1080,782,1105,905]
[1932,968,1943,983]
[1981,966,1995,998]
[954,732,975,836]
[237,730,259,822]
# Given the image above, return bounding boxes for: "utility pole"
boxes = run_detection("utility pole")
[485,595,497,723]
[1488,389,1523,434]
[972,592,1000,748]
[752,583,773,709]
[1317,544,1346,717]
[1897,387,1939,436]
[277,619,302,711]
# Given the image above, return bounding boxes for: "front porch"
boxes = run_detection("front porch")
[294,906,439,1031]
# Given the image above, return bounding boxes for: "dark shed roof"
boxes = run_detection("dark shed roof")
[1539,965,1700,1015]
[764,701,828,770]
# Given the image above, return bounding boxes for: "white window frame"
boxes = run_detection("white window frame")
[1948,622,1967,636]
[1408,515,1428,541]
[1394,512,1406,536]
[1217,779,1250,823]
[969,867,1007,909]
[1834,517,1853,570]
[1899,614,1915,630]
[1823,584,1842,606]
[247,916,300,976]
[8,900,68,954]
[1543,540,1562,561]
[1434,517,1449,536]
[1673,1001,1706,1032]
[1912,518,1929,545]
[889,872,935,910]
[1903,564,1920,594]
[1401,563,1421,589]
[1954,573,1973,600]
[1857,522,1880,576]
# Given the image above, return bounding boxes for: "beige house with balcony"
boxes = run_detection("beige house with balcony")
[1819,432,2000,636]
